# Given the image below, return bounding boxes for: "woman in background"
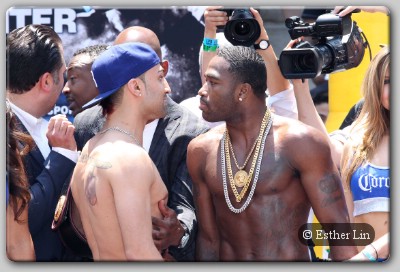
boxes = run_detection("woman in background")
[6,100,35,261]
[340,46,390,261]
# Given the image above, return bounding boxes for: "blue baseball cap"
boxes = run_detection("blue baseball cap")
[82,42,160,109]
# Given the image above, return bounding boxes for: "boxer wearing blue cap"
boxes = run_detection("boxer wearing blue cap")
[83,42,161,109]
[70,41,170,261]
[72,27,210,262]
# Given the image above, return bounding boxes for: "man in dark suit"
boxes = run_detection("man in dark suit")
[6,25,79,261]
[73,26,209,261]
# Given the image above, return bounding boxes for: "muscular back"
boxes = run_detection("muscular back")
[71,135,167,261]
[188,115,355,261]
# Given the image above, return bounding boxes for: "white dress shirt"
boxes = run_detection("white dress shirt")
[143,119,158,153]
[266,84,298,120]
[9,102,78,163]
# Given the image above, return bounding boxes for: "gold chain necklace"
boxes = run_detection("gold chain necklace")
[221,112,273,213]
[99,126,141,146]
[227,134,258,187]
[225,109,271,202]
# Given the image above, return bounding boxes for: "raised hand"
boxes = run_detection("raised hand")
[46,114,76,151]
[204,6,229,38]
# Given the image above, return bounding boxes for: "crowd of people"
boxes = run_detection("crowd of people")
[6,5,390,262]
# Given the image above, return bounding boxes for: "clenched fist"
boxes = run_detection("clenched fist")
[46,114,77,151]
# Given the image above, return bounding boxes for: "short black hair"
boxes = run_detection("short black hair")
[7,24,63,94]
[218,46,267,99]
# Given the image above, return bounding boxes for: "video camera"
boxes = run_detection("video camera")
[278,11,367,79]
[220,9,261,47]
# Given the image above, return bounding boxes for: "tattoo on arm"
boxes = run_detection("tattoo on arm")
[319,173,340,194]
[319,174,343,207]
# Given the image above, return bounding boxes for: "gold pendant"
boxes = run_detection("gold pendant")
[234,170,248,188]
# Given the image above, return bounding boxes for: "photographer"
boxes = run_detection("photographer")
[332,6,390,129]
[197,6,296,119]
[291,43,390,262]
[278,8,366,80]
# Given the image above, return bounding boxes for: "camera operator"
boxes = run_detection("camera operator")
[290,41,390,262]
[332,6,390,130]
[194,6,296,119]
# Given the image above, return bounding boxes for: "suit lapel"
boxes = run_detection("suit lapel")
[149,97,181,157]
[14,116,45,181]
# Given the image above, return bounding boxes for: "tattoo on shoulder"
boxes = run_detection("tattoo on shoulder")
[93,160,112,169]
[79,153,89,163]
[79,153,112,206]
[85,165,97,206]
[79,153,112,169]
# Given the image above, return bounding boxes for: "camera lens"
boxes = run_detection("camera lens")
[295,54,316,71]
[223,9,261,47]
[285,18,295,29]
[278,49,321,79]
[234,21,251,36]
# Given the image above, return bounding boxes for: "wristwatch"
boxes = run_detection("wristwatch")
[254,39,270,50]
[178,224,189,249]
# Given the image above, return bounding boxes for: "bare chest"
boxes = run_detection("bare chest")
[204,143,301,206]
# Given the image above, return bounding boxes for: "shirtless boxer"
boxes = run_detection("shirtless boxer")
[187,45,358,261]
[71,42,170,261]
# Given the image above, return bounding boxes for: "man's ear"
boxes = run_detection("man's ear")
[38,72,53,93]
[127,78,143,97]
[238,83,251,101]
[161,60,169,76]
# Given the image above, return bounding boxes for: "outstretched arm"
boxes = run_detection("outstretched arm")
[200,6,229,85]
[250,8,298,119]
[292,77,346,169]
[283,38,343,169]
[250,7,290,96]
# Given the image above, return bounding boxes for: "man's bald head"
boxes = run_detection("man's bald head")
[114,26,162,59]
